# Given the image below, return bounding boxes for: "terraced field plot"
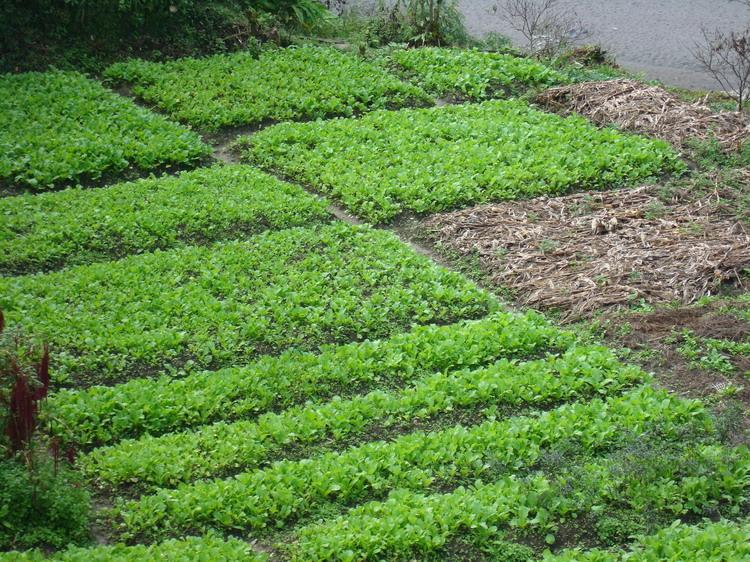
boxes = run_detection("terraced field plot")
[49,328,750,560]
[0,71,210,192]
[0,165,331,276]
[241,99,684,223]
[0,222,493,387]
[3,43,750,562]
[105,46,433,131]
[389,47,565,100]
[37,299,750,561]
[50,311,570,447]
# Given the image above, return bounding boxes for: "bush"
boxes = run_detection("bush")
[0,0,330,72]
[0,454,91,550]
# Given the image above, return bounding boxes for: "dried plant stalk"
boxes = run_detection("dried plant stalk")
[426,186,750,320]
[535,79,750,151]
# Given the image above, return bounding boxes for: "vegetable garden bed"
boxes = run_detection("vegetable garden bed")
[0,165,331,276]
[0,71,210,192]
[240,99,684,223]
[105,46,433,131]
[0,222,493,387]
[389,47,565,101]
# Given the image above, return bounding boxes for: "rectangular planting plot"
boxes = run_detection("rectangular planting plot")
[0,165,331,276]
[105,46,433,131]
[389,47,565,101]
[241,99,685,223]
[0,222,494,387]
[0,71,210,192]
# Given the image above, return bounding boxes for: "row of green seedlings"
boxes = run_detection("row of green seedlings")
[292,439,749,560]
[0,222,494,387]
[0,535,267,562]
[387,47,564,100]
[0,165,331,276]
[48,311,572,447]
[83,345,644,491]
[239,99,685,223]
[544,518,750,561]
[110,386,712,541]
[0,71,210,192]
[5,517,748,561]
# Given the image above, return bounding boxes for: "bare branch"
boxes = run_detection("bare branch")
[692,26,750,111]
[494,0,589,57]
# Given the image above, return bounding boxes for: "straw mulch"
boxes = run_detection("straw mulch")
[535,79,750,151]
[425,186,750,320]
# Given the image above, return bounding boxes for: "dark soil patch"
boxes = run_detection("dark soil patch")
[600,299,750,443]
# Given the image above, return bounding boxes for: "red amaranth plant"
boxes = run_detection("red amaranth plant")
[0,310,50,454]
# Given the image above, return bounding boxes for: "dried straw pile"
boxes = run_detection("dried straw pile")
[535,79,750,151]
[425,187,750,320]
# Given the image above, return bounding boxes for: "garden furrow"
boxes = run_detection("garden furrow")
[112,386,708,541]
[83,346,643,491]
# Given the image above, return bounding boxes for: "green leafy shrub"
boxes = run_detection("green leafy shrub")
[0,534,267,561]
[241,99,685,223]
[47,311,571,447]
[0,165,331,275]
[0,71,210,192]
[362,0,469,47]
[105,46,433,131]
[389,47,565,99]
[0,0,328,73]
[0,455,91,550]
[0,222,494,387]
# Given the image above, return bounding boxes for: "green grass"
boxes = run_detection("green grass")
[0,165,331,275]
[105,46,434,131]
[240,99,685,223]
[0,222,494,387]
[0,71,210,191]
[389,47,565,100]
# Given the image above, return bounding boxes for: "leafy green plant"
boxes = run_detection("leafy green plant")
[112,386,709,540]
[0,165,331,275]
[292,438,748,561]
[0,222,494,387]
[241,99,685,223]
[47,310,570,447]
[0,454,91,550]
[0,71,210,191]
[545,519,750,561]
[0,534,267,561]
[83,346,644,490]
[105,46,434,131]
[389,47,565,99]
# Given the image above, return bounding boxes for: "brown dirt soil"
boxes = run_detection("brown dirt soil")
[534,79,750,151]
[424,186,750,320]
[603,299,750,441]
